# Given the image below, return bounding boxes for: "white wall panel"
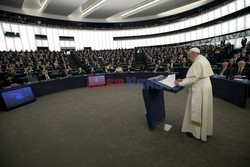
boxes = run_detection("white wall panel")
[174,34,180,43]
[169,24,175,31]
[180,33,185,42]
[202,28,209,38]
[185,32,191,42]
[63,29,69,36]
[164,25,169,32]
[42,40,48,47]
[52,28,60,51]
[196,16,202,25]
[221,5,228,16]
[2,23,11,32]
[208,11,215,21]
[197,29,202,40]
[229,19,236,33]
[237,16,245,31]
[58,29,64,36]
[13,37,23,51]
[214,8,221,19]
[46,28,55,51]
[0,23,7,51]
[222,22,229,34]
[164,36,170,45]
[19,25,30,51]
[236,0,245,10]
[78,31,84,50]
[174,23,179,30]
[11,24,19,33]
[26,26,36,51]
[36,39,42,46]
[70,41,75,47]
[228,2,236,13]
[179,21,185,30]
[65,41,70,47]
[184,20,190,28]
[5,38,15,51]
[191,31,197,41]
[208,26,215,37]
[246,14,250,29]
[246,0,250,7]
[40,27,46,35]
[215,24,222,36]
[201,14,208,23]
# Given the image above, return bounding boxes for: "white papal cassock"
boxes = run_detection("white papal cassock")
[179,55,214,141]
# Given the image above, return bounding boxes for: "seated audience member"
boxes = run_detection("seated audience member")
[78,67,86,75]
[246,54,250,68]
[233,53,241,64]
[233,61,249,79]
[104,64,113,73]
[228,58,236,69]
[127,63,133,72]
[90,67,96,74]
[115,64,123,73]
[40,69,50,81]
[240,49,248,61]
[8,64,16,74]
[3,73,18,88]
[64,68,72,77]
[24,66,33,76]
[140,66,145,72]
[218,62,230,76]
[0,62,2,73]
[165,63,173,73]
[153,64,159,73]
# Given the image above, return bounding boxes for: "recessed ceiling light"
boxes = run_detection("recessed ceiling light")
[81,0,106,16]
[121,0,161,17]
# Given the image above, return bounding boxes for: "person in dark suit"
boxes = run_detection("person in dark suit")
[218,62,230,77]
[241,36,247,48]
[40,69,50,81]
[3,73,19,88]
[233,61,250,79]
[3,73,13,87]
[221,39,225,46]
[78,67,86,75]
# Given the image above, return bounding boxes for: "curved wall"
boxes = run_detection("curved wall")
[0,0,249,51]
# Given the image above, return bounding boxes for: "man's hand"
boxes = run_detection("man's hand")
[175,79,183,86]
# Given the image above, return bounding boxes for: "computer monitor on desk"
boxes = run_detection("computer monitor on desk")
[0,86,36,111]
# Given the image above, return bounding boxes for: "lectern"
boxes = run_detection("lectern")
[142,75,183,131]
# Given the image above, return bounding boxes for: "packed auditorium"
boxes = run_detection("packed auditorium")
[0,0,249,167]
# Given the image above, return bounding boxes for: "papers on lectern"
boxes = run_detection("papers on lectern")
[158,74,176,88]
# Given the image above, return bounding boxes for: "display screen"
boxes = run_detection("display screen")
[1,87,36,110]
[87,75,105,87]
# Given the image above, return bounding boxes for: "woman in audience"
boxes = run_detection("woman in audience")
[41,69,50,81]
[115,64,123,73]
[165,63,174,73]
[78,67,86,75]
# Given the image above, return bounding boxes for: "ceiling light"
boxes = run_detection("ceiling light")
[40,0,48,10]
[121,0,161,17]
[81,0,106,16]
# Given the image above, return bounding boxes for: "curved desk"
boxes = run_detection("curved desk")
[1,72,249,111]
[22,72,173,98]
[211,77,250,108]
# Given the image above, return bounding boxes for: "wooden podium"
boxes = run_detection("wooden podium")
[142,75,183,131]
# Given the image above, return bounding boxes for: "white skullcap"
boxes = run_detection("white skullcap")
[189,48,200,54]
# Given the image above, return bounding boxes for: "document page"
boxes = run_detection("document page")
[158,74,176,88]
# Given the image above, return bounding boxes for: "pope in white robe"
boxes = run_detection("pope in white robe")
[175,48,214,141]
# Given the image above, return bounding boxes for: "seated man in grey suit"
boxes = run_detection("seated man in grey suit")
[218,62,230,77]
[233,61,250,79]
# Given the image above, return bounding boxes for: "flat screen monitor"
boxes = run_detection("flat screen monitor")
[0,86,36,111]
[87,75,105,87]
